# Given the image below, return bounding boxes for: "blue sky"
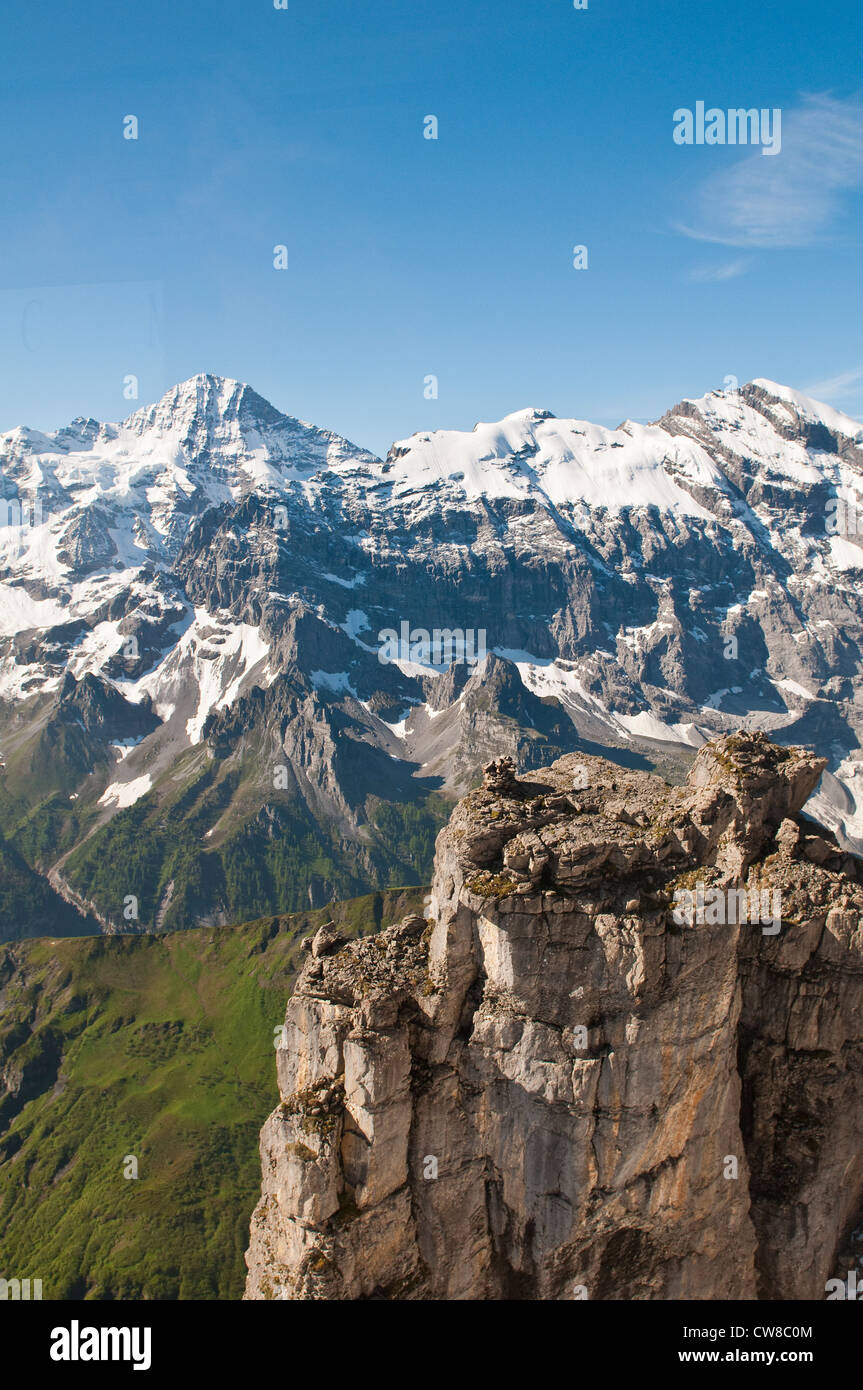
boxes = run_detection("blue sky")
[1,0,862,456]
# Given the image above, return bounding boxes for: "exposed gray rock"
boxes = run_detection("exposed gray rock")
[244,733,863,1301]
[310,922,346,959]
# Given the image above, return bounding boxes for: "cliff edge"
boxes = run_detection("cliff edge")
[244,733,863,1300]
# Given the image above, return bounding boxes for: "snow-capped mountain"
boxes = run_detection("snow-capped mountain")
[0,373,861,936]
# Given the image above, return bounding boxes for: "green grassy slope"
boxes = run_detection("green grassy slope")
[0,692,451,938]
[0,886,426,1300]
[61,760,448,931]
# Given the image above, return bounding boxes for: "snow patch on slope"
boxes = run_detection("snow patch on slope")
[118,608,272,743]
[806,757,863,849]
[98,773,153,809]
[0,583,67,635]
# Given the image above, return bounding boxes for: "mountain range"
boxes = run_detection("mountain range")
[0,373,861,938]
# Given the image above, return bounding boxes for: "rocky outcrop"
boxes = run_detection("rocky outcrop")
[244,732,863,1300]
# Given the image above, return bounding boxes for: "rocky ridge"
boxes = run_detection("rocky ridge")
[244,732,863,1300]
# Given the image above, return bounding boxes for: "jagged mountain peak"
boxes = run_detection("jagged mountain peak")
[0,373,379,482]
[669,377,863,446]
[115,376,384,482]
[748,378,863,442]
[123,373,283,437]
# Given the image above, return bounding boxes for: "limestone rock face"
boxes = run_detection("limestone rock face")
[244,733,863,1300]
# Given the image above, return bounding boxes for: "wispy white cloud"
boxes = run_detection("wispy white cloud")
[686,258,750,282]
[676,94,863,248]
[804,365,863,399]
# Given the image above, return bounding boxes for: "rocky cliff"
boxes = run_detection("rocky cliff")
[243,732,863,1300]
